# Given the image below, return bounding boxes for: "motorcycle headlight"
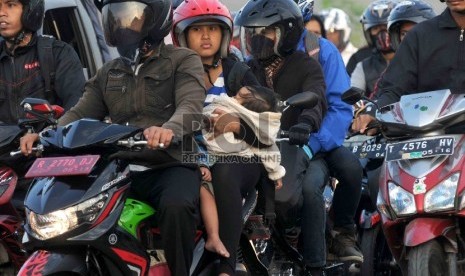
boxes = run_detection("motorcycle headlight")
[425,173,459,213]
[377,190,394,220]
[28,193,108,240]
[388,181,416,216]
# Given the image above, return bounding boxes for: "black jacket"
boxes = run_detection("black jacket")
[361,52,388,97]
[248,51,327,131]
[376,8,465,107]
[0,34,85,124]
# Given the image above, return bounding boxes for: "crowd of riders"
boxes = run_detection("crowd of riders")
[0,0,463,274]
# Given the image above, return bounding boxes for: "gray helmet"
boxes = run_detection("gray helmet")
[360,0,398,46]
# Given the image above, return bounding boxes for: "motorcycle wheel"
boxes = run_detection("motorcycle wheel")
[360,224,399,275]
[408,239,448,276]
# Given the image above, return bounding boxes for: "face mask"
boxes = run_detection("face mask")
[372,30,393,53]
[117,44,138,61]
[250,35,276,60]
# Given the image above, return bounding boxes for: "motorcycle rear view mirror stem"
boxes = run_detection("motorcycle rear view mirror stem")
[342,87,380,110]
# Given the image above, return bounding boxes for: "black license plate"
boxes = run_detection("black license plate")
[352,143,386,159]
[385,136,454,162]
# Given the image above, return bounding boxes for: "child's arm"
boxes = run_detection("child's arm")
[200,166,212,182]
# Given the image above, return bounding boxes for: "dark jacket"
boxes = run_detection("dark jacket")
[59,43,206,166]
[0,34,85,124]
[377,8,465,107]
[248,51,327,131]
[222,56,260,96]
[346,46,374,77]
[361,52,387,97]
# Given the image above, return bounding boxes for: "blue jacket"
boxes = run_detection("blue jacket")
[297,31,353,154]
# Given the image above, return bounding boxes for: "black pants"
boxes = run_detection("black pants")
[325,146,363,228]
[131,166,201,276]
[275,143,329,267]
[211,157,264,275]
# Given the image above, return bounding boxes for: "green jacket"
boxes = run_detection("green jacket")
[59,43,206,165]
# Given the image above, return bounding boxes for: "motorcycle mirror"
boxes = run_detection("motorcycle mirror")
[342,87,365,105]
[285,92,319,109]
[19,98,61,127]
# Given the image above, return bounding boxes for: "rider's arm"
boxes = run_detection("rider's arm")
[162,52,206,137]
[350,61,367,93]
[58,65,110,126]
[297,55,327,131]
[308,38,353,154]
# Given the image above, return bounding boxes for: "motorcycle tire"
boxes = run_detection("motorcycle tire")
[360,224,400,276]
[408,239,448,276]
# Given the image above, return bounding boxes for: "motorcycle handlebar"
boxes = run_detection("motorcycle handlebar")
[117,136,182,149]
[10,144,44,157]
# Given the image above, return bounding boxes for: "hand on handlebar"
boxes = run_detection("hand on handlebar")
[143,126,174,149]
[352,114,378,136]
[288,123,312,146]
[20,133,40,156]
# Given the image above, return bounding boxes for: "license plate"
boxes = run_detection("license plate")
[25,155,100,178]
[385,136,454,162]
[352,143,386,159]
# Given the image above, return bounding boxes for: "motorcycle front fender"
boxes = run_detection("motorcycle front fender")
[17,249,87,276]
[404,218,455,247]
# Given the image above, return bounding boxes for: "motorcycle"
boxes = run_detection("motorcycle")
[0,99,63,275]
[17,93,318,275]
[350,136,400,275]
[343,88,465,275]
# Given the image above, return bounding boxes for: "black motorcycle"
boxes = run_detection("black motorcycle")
[17,93,318,276]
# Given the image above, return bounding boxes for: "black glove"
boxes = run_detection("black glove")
[288,123,312,146]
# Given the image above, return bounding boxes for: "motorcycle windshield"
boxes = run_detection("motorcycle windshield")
[25,175,91,214]
[42,119,141,149]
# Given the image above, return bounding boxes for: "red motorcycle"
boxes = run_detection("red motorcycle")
[345,88,465,275]
[0,99,63,275]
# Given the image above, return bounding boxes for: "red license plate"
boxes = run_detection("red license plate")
[25,155,100,178]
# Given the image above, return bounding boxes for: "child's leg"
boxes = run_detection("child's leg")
[200,184,230,258]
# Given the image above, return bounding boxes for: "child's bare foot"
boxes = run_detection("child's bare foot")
[205,236,230,258]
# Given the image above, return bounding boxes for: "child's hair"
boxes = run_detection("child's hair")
[240,85,279,113]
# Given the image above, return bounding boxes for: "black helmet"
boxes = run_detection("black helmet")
[360,0,398,46]
[19,0,44,32]
[388,0,435,50]
[102,0,172,59]
[235,0,303,58]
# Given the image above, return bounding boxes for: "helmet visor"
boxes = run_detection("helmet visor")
[241,26,277,60]
[102,2,154,47]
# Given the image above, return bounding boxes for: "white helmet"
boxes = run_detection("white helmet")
[321,8,352,49]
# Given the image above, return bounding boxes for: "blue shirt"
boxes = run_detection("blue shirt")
[298,31,353,154]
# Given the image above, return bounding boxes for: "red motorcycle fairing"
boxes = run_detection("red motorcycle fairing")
[111,247,148,276]
[17,249,88,275]
[0,215,26,268]
[0,167,18,205]
[404,217,455,247]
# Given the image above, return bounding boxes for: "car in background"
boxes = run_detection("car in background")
[42,0,118,79]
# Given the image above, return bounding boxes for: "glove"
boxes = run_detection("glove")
[288,123,312,146]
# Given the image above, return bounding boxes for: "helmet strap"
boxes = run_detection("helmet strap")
[5,30,28,54]
[203,57,222,86]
